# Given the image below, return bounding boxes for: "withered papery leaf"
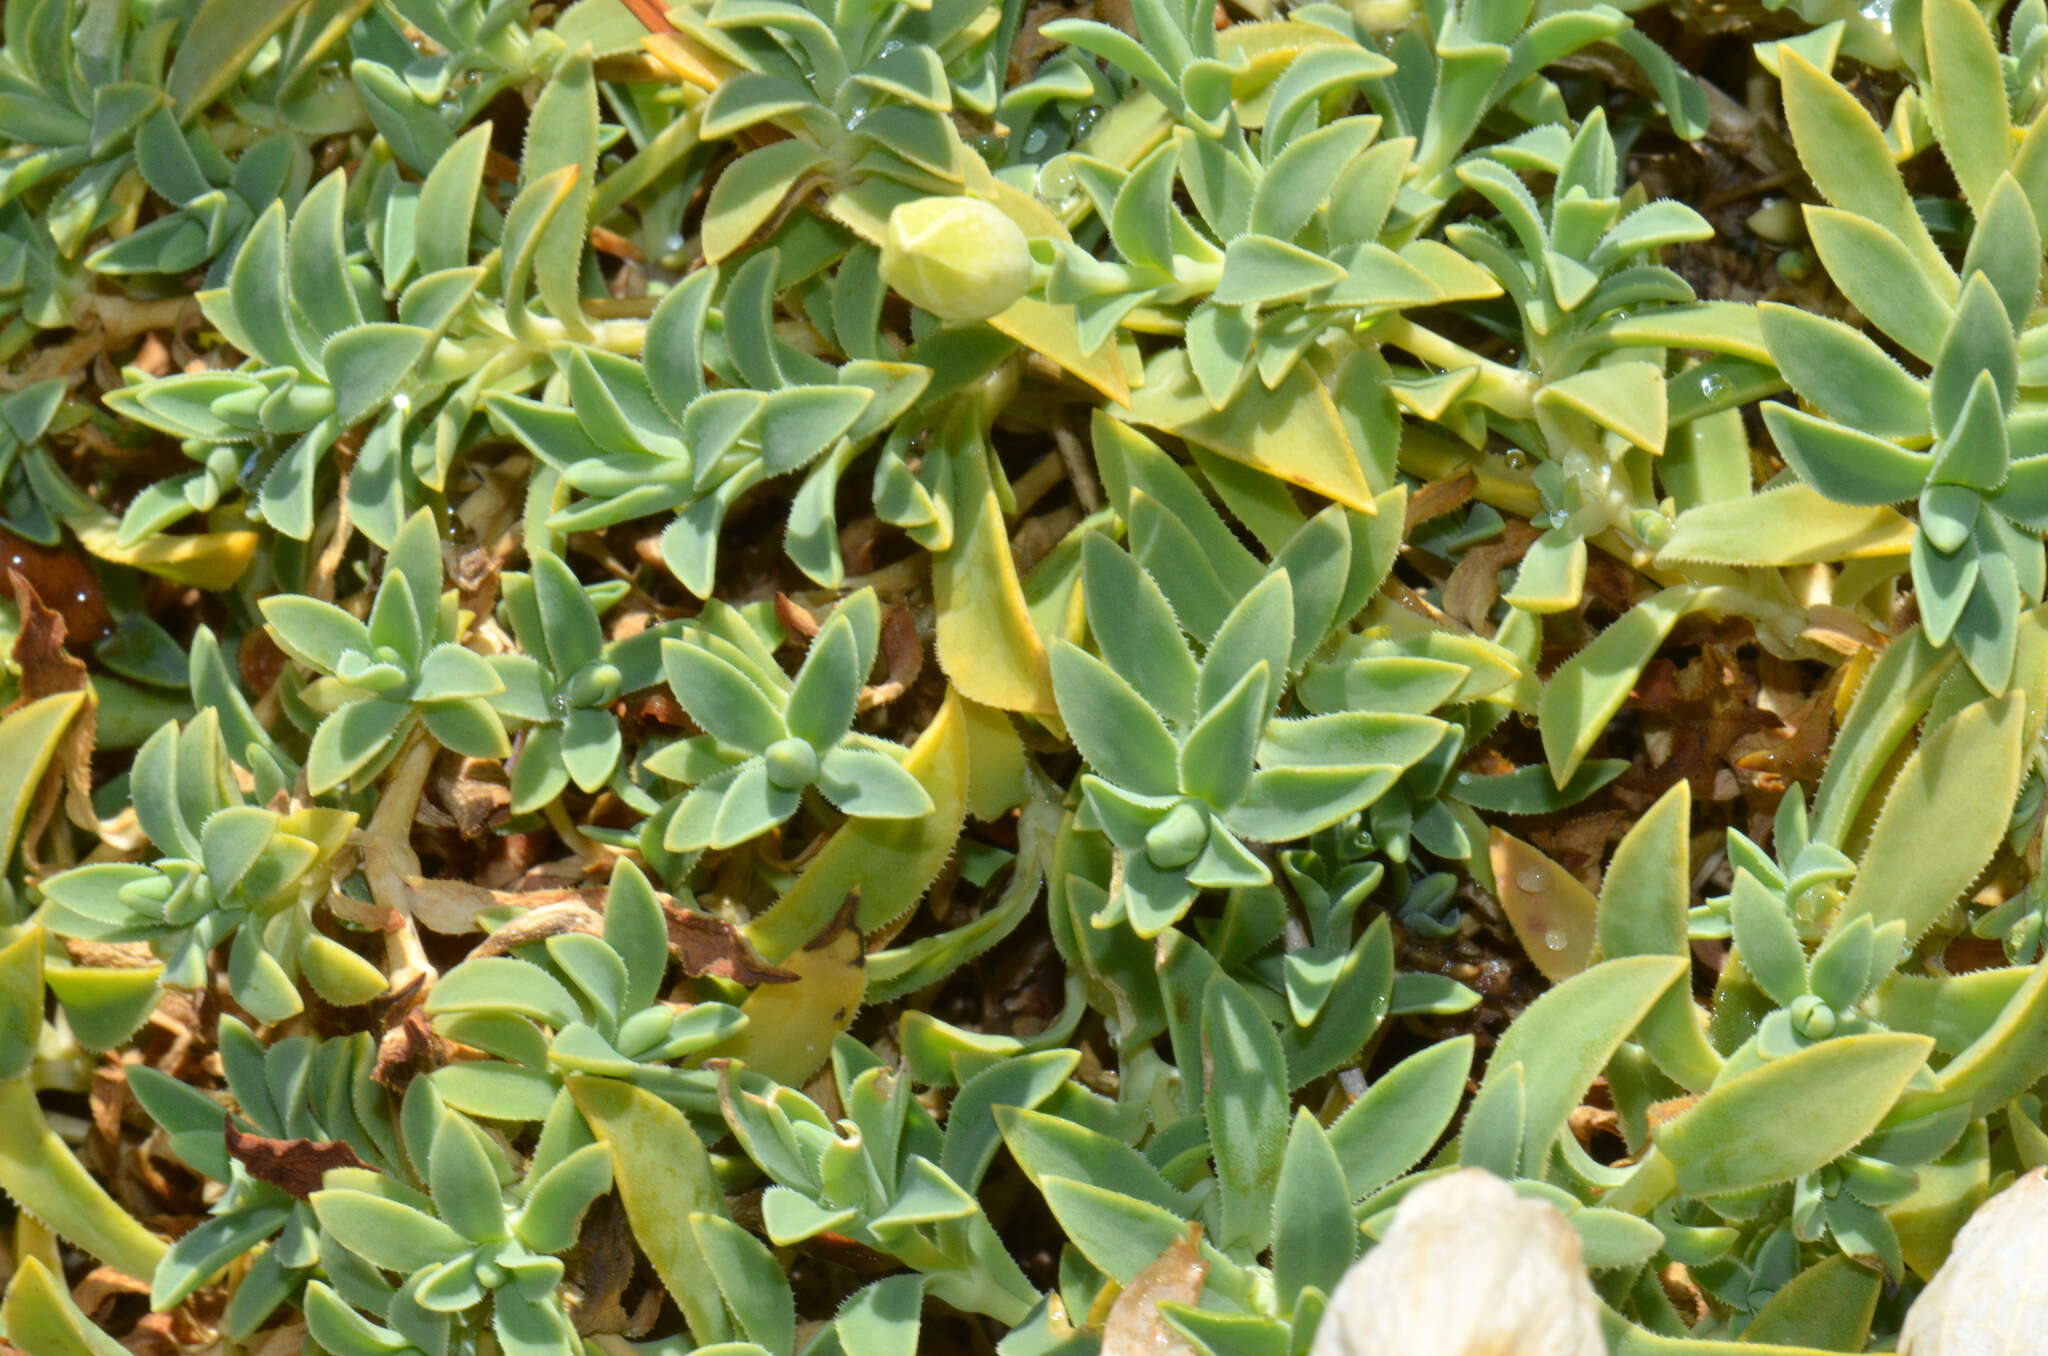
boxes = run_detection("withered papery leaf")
[223,1120,369,1197]
[8,570,88,700]
[663,903,797,985]
[1102,1225,1206,1355]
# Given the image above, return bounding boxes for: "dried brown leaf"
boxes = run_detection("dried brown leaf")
[469,896,607,957]
[1404,472,1477,531]
[373,1009,445,1092]
[223,1121,368,1197]
[663,903,797,985]
[774,593,819,640]
[9,568,87,702]
[9,569,97,870]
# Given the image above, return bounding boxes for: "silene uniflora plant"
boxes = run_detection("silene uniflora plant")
[7,0,2048,1353]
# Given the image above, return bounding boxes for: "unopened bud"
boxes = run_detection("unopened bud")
[879,196,1032,322]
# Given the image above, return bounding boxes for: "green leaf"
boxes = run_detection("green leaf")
[1080,534,1198,727]
[305,699,409,795]
[1921,0,2012,208]
[941,1049,1079,1193]
[1200,571,1292,717]
[1802,207,1954,362]
[428,956,583,1030]
[1834,693,2025,943]
[1763,405,1930,506]
[0,1081,167,1280]
[1280,917,1393,1087]
[1202,972,1289,1255]
[1653,1033,1933,1195]
[1887,952,2048,1123]
[1269,1110,1354,1309]
[784,615,861,754]
[1178,664,1265,809]
[1050,641,1182,797]
[835,1275,923,1356]
[1212,234,1346,306]
[816,746,933,820]
[1327,1037,1473,1200]
[1758,303,1929,439]
[569,1077,733,1346]
[353,59,455,175]
[0,930,43,1084]
[996,1106,1191,1217]
[324,324,434,428]
[421,698,512,761]
[1730,871,1806,1007]
[416,644,504,702]
[1538,362,1668,454]
[1742,1253,1881,1350]
[1473,956,1687,1173]
[1780,51,1954,293]
[521,51,597,338]
[1038,1178,1189,1285]
[690,1214,795,1354]
[663,638,787,754]
[309,1188,468,1271]
[167,0,313,121]
[1450,759,1627,815]
[1933,279,2018,434]
[416,125,492,278]
[1,1258,131,1356]
[1960,174,2042,330]
[429,1113,508,1243]
[1540,587,1696,786]
[261,595,372,672]
[1597,781,1690,961]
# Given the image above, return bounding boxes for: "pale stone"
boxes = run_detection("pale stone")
[1899,1167,2048,1355]
[1310,1168,1607,1356]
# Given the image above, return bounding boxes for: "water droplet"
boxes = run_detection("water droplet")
[1502,448,1531,470]
[1072,104,1103,141]
[1542,928,1570,951]
[664,232,686,254]
[1022,124,1051,156]
[1516,867,1547,893]
[391,392,411,413]
[1697,370,1731,401]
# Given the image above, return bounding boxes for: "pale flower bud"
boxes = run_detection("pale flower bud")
[878,195,1032,322]
[1310,1169,1606,1356]
[1899,1167,2048,1354]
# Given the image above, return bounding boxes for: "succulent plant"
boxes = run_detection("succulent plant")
[260,507,511,796]
[4,1,2048,1354]
[420,858,747,1121]
[36,710,373,1029]
[645,587,933,852]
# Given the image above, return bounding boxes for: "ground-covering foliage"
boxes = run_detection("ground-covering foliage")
[1,0,2047,1351]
